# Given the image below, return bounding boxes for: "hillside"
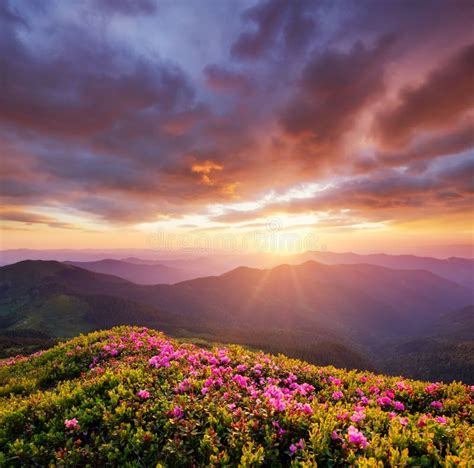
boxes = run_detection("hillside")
[0,327,472,466]
[154,261,471,336]
[0,261,183,341]
[376,306,474,383]
[65,259,190,285]
[1,260,472,381]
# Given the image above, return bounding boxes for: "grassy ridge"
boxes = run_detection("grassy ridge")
[0,327,472,466]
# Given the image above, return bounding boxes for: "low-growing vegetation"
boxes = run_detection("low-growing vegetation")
[0,326,472,466]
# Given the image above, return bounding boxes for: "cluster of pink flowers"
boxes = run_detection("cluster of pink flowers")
[395,381,412,393]
[430,400,443,410]
[347,425,368,448]
[0,355,29,367]
[329,376,343,387]
[137,389,150,399]
[350,407,366,423]
[64,418,80,430]
[289,438,305,454]
[375,392,405,412]
[144,338,324,422]
[393,401,405,411]
[76,328,461,452]
[169,406,184,419]
[425,383,441,394]
[148,343,187,368]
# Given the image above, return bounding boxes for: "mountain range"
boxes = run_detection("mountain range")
[1,259,472,381]
[65,259,190,284]
[295,251,474,289]
[2,249,473,287]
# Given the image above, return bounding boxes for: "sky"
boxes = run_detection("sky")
[0,0,473,255]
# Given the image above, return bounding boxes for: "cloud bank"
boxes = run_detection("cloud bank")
[0,0,472,243]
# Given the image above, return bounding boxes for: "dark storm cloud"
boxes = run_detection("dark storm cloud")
[375,118,474,168]
[280,35,394,141]
[0,2,231,221]
[375,43,474,148]
[0,19,195,139]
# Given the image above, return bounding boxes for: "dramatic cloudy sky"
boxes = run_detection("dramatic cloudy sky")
[1,0,473,254]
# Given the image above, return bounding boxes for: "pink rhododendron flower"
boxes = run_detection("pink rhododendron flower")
[436,416,447,424]
[399,417,409,426]
[425,383,440,394]
[137,390,150,399]
[332,391,343,400]
[170,406,183,418]
[268,397,286,411]
[337,412,349,420]
[329,376,343,387]
[377,396,392,406]
[300,403,313,415]
[64,418,80,430]
[430,400,443,410]
[369,385,380,395]
[233,374,248,388]
[351,411,366,423]
[331,430,341,441]
[360,396,370,405]
[395,381,407,391]
[176,379,191,393]
[393,401,405,411]
[347,425,368,448]
[289,439,305,454]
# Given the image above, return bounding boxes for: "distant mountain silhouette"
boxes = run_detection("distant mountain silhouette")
[2,249,473,288]
[296,251,474,289]
[65,259,190,284]
[1,260,472,380]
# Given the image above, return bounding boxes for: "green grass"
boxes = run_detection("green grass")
[8,294,95,338]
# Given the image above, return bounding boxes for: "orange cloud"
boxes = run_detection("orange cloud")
[191,160,224,186]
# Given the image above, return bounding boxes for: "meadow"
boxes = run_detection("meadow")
[0,326,472,466]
